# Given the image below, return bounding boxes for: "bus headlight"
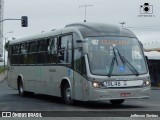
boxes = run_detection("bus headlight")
[92,82,100,88]
[92,82,105,88]
[143,80,150,87]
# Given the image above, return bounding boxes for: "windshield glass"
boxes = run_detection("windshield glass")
[85,36,147,76]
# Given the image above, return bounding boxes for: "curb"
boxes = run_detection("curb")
[151,87,160,90]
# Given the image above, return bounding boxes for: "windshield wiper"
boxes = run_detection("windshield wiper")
[108,56,115,77]
[108,46,139,77]
[108,46,118,77]
[115,48,139,76]
[113,47,119,66]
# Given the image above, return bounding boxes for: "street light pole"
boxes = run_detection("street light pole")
[119,22,126,28]
[79,4,93,22]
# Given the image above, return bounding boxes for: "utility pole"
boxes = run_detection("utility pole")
[0,0,4,62]
[119,22,126,28]
[79,4,93,22]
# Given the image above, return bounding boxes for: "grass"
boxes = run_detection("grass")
[0,66,7,74]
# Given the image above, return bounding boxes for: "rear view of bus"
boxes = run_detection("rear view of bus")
[67,23,150,105]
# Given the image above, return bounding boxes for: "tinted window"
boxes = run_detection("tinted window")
[19,43,28,64]
[20,43,28,54]
[29,42,36,53]
[58,35,72,49]
[11,44,19,64]
[47,37,57,64]
[28,41,36,64]
[58,35,72,65]
[12,44,19,54]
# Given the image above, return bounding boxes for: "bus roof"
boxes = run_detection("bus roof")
[66,22,137,38]
[10,22,137,45]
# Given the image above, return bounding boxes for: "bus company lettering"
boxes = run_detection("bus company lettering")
[49,69,56,72]
[99,40,129,45]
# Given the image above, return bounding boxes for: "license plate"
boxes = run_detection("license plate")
[105,80,143,87]
[106,81,121,87]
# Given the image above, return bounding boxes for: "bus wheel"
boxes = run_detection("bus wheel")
[110,99,125,105]
[18,80,26,97]
[62,83,74,105]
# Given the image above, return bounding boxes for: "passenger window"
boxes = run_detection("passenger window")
[58,35,72,65]
[11,44,19,64]
[19,43,28,64]
[12,45,19,54]
[28,41,36,64]
[37,39,48,52]
[28,42,36,53]
[20,43,28,54]
[58,35,72,49]
[48,38,57,52]
[47,37,57,64]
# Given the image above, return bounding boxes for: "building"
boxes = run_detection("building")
[0,0,4,61]
[144,41,160,52]
[144,43,160,87]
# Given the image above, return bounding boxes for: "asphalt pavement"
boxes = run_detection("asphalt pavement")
[0,74,160,119]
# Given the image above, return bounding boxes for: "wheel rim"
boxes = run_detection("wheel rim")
[65,88,71,101]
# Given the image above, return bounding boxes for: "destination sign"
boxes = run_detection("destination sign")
[99,40,129,45]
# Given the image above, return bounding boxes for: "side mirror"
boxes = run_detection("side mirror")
[145,56,149,65]
[76,40,82,43]
[76,40,86,43]
[139,41,143,47]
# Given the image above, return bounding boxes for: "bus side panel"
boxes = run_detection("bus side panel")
[11,66,36,93]
[73,71,84,101]
[46,66,75,98]
[46,66,56,96]
[24,66,36,93]
[10,66,19,89]
[7,62,12,88]
[35,66,47,94]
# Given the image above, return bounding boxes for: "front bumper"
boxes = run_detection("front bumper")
[88,86,151,101]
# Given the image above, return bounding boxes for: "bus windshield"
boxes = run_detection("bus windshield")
[85,36,147,76]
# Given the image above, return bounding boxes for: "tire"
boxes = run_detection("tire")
[110,99,125,105]
[62,83,74,105]
[18,80,26,97]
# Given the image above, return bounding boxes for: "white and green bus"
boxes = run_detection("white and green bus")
[7,23,150,105]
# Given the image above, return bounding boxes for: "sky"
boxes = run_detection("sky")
[2,0,160,44]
